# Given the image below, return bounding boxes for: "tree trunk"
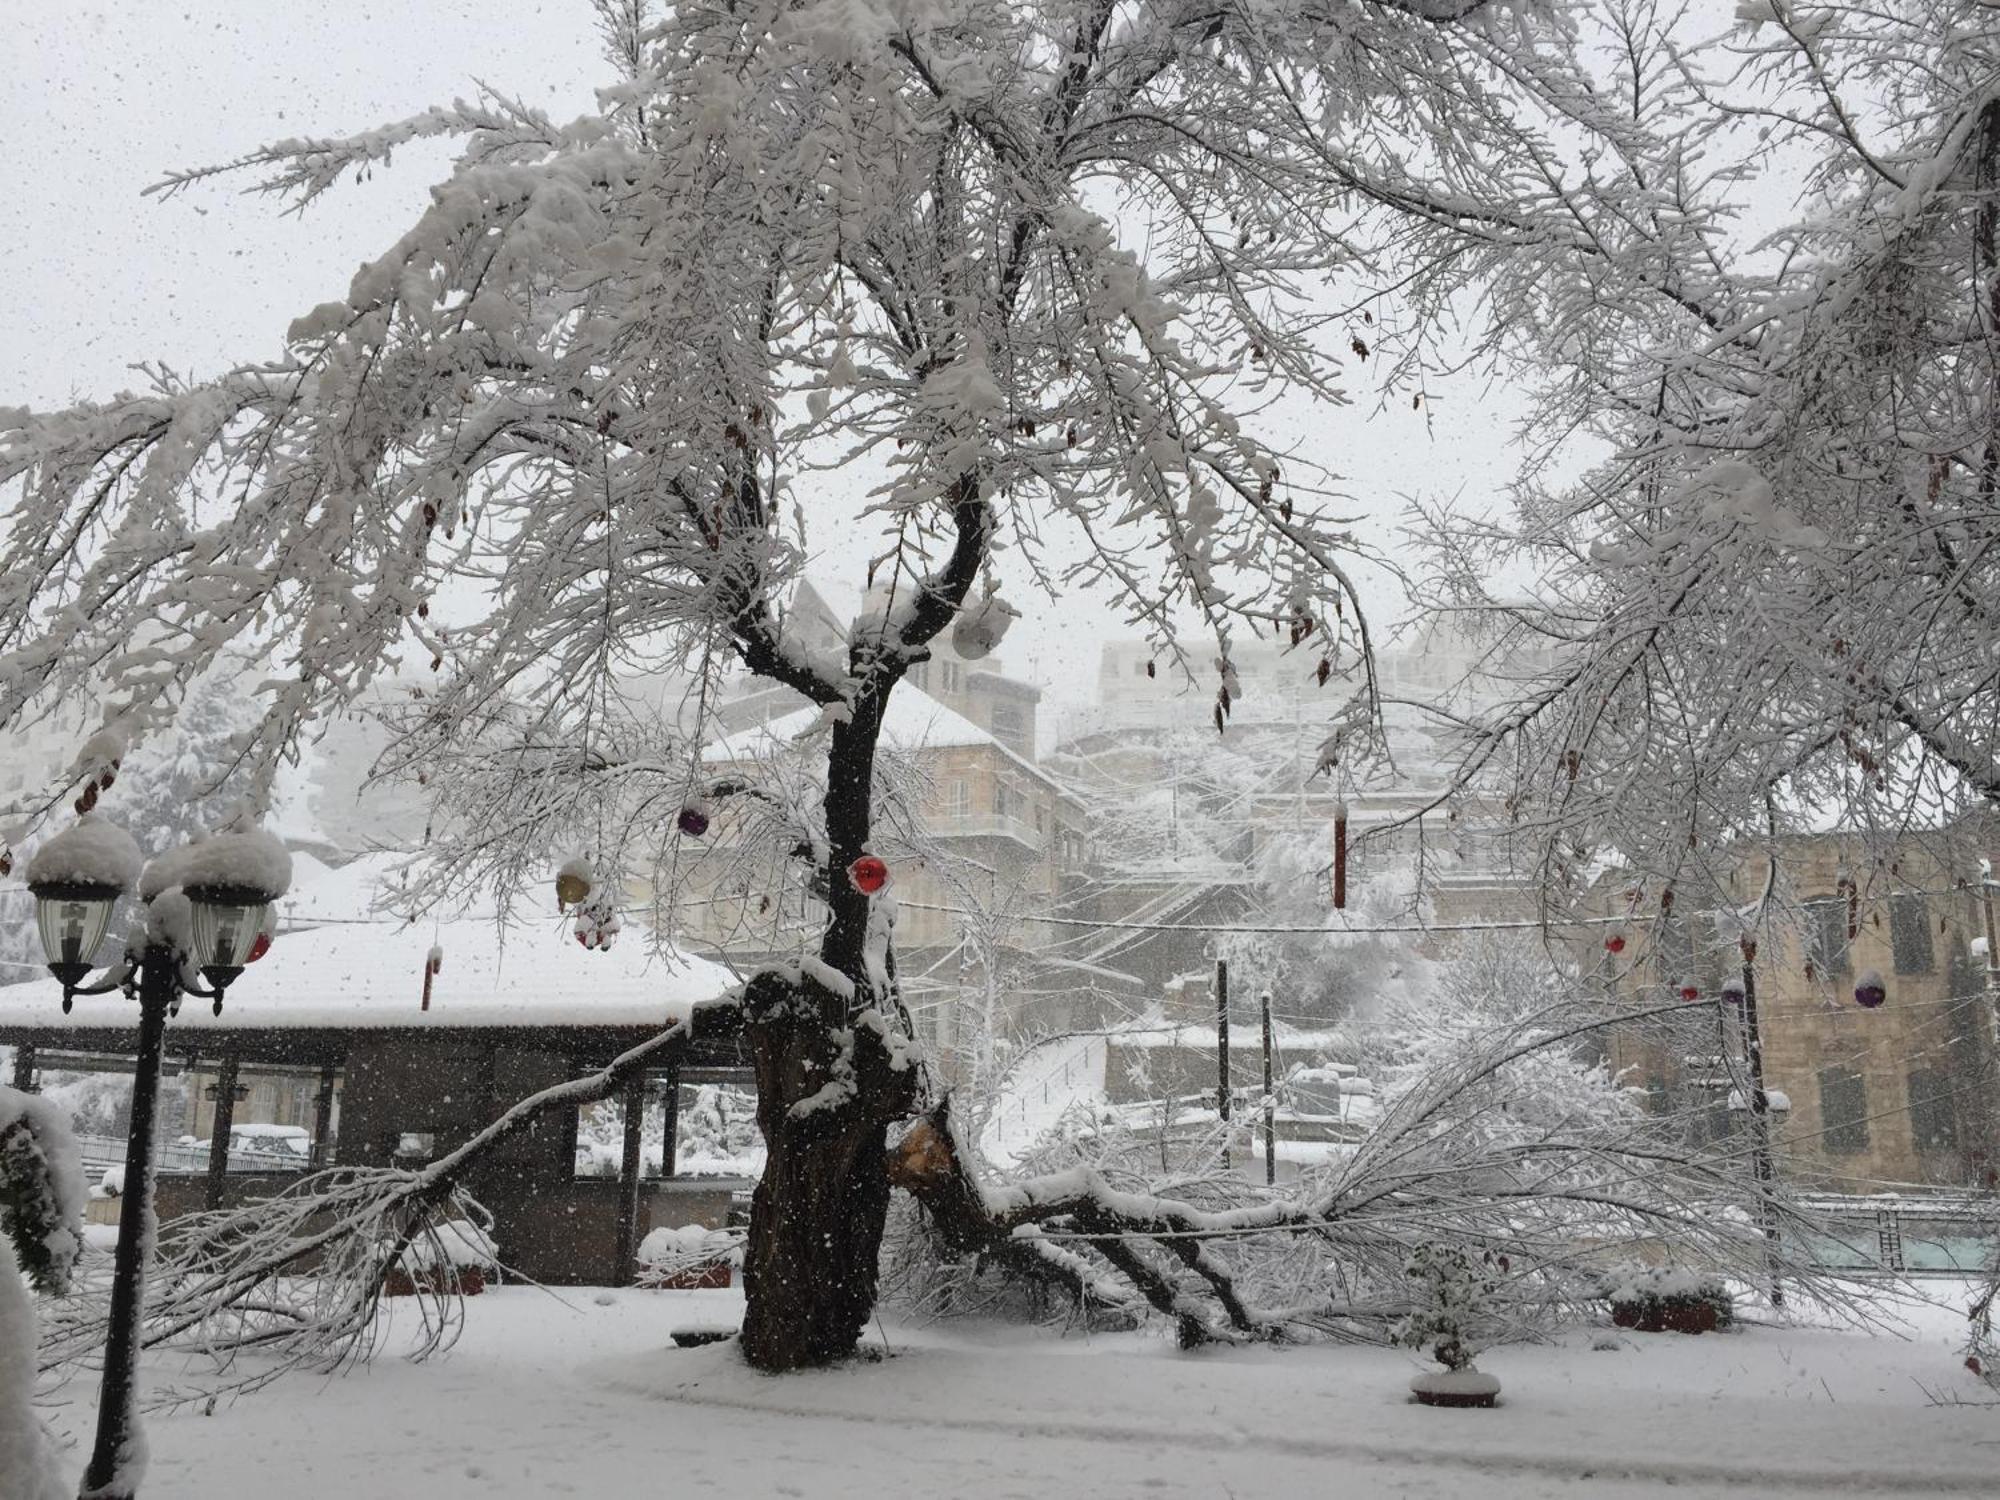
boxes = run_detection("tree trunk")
[738,974,914,1371]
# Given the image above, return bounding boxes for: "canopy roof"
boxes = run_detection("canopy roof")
[0,853,735,1033]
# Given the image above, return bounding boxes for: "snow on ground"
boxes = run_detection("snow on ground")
[980,1030,1105,1166]
[41,1280,2000,1498]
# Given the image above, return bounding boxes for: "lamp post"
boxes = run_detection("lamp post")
[25,816,283,1500]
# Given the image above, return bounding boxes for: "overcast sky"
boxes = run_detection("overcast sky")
[3,1,1532,736]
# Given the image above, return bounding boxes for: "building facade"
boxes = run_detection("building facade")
[1596,828,2000,1194]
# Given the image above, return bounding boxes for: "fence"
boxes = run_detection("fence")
[1795,1194,2000,1277]
[74,1131,313,1184]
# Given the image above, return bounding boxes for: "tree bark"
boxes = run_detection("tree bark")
[739,974,916,1370]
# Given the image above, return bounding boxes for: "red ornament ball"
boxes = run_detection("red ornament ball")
[1604,933,1627,955]
[1678,983,1700,1002]
[244,931,272,965]
[677,806,710,838]
[848,855,890,895]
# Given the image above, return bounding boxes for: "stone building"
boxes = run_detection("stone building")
[1596,827,2000,1194]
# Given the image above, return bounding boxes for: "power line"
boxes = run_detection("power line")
[896,900,1613,937]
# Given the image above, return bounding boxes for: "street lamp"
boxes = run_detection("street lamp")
[25,814,289,1500]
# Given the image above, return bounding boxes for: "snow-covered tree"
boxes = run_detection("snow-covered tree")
[1406,1,2000,913]
[1,0,1723,1370]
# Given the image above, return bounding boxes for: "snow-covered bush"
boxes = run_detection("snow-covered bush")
[636,1224,742,1289]
[1396,1242,1501,1375]
[1604,1268,1735,1335]
[0,1085,85,1500]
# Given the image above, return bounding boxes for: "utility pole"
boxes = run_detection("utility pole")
[1736,942,1783,1309]
[1977,866,2000,1185]
[1260,990,1276,1186]
[1979,867,2000,1050]
[1216,959,1230,1171]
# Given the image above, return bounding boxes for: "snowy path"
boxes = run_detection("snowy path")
[980,1031,1106,1166]
[49,1284,2000,1498]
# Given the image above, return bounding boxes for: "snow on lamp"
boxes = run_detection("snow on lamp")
[25,815,142,993]
[142,819,293,1000]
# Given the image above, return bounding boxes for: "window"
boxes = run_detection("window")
[910,663,928,690]
[1804,898,1850,976]
[939,661,962,694]
[1818,1066,1870,1155]
[994,782,1021,820]
[990,701,1025,742]
[1907,1069,1958,1152]
[1642,1074,1671,1117]
[945,780,970,819]
[1889,893,1934,975]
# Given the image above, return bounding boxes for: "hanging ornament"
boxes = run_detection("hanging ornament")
[1720,975,1745,1004]
[677,803,711,838]
[1853,969,1886,1009]
[1332,801,1348,911]
[244,931,272,965]
[950,585,1020,661]
[1604,931,1628,955]
[848,854,890,895]
[421,943,442,1011]
[1678,982,1701,1003]
[555,857,595,910]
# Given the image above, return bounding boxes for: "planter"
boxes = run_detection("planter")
[1610,1291,1725,1335]
[1410,1368,1501,1409]
[383,1264,488,1298]
[647,1262,733,1290]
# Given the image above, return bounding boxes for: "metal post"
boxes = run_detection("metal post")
[1260,990,1276,1187]
[1980,875,2000,1050]
[309,1062,338,1170]
[1216,960,1231,1170]
[613,1078,646,1284]
[80,948,173,1500]
[660,1063,681,1180]
[9,1038,35,1092]
[1737,951,1784,1308]
[1977,874,2000,1183]
[204,1049,240,1211]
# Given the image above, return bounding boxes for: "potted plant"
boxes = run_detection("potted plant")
[637,1223,742,1289]
[1397,1242,1503,1408]
[1605,1269,1733,1335]
[383,1218,500,1297]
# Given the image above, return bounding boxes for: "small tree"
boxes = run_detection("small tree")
[1397,1241,1497,1375]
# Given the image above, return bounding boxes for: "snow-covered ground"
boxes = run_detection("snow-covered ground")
[980,1031,1105,1166]
[41,1280,1999,1498]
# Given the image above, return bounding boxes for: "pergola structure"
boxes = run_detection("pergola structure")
[0,870,752,1284]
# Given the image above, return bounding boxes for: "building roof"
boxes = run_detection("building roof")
[705,685,1072,796]
[0,853,737,1034]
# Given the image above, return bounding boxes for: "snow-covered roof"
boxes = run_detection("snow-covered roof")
[0,852,735,1032]
[705,685,1065,791]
